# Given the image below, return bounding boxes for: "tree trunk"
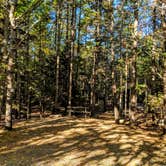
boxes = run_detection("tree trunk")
[68,0,76,116]
[27,94,31,119]
[0,4,9,122]
[124,54,128,117]
[5,57,14,130]
[162,1,166,134]
[90,0,101,113]
[5,0,17,130]
[108,0,120,123]
[26,15,31,119]
[90,52,96,112]
[55,0,62,104]
[119,0,125,115]
[129,1,138,122]
[39,99,44,119]
[75,1,82,94]
[119,72,123,113]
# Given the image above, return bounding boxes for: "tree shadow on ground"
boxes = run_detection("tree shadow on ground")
[0,113,165,166]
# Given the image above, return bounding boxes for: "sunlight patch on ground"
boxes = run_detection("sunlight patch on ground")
[0,114,166,166]
[120,143,132,150]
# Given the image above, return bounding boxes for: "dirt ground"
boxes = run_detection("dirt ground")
[0,113,166,166]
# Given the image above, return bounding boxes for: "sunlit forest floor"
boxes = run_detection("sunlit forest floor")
[0,113,166,166]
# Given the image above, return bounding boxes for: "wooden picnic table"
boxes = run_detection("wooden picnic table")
[67,106,91,118]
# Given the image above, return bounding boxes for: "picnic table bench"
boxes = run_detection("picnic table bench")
[55,106,65,111]
[67,106,91,118]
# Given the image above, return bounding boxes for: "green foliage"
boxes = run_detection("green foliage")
[136,83,147,95]
[147,94,164,110]
[0,0,165,119]
[12,103,19,110]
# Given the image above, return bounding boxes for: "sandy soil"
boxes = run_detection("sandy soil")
[0,113,166,166]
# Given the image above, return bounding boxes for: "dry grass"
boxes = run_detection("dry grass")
[0,113,166,166]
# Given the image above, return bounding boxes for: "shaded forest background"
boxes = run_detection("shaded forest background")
[0,0,166,131]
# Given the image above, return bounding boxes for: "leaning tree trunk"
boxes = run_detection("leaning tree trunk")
[5,0,17,130]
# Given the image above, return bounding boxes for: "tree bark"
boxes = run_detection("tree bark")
[55,0,62,104]
[90,0,101,112]
[5,0,17,130]
[26,15,31,119]
[68,0,76,115]
[0,3,9,121]
[108,0,120,123]
[129,1,138,122]
[162,2,166,134]
[90,52,96,111]
[124,51,128,117]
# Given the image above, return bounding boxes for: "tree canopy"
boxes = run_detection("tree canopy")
[0,0,165,132]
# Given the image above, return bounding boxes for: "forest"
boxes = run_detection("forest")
[0,0,166,165]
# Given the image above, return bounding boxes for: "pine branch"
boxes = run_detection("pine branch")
[16,0,44,22]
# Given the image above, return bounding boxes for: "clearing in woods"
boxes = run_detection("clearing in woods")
[0,113,166,166]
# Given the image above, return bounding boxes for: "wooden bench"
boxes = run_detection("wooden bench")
[55,106,65,111]
[67,106,91,118]
[158,119,166,127]
[53,106,65,114]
